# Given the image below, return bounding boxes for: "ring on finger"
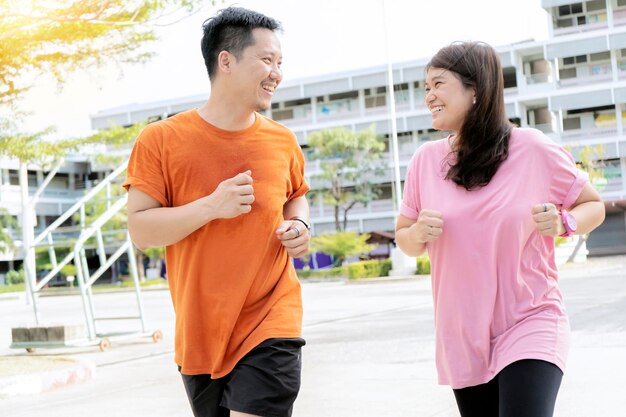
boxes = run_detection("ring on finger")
[543,203,547,213]
[294,227,300,238]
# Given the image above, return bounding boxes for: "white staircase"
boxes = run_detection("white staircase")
[12,160,162,352]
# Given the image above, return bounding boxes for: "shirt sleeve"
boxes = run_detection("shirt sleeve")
[122,124,169,207]
[400,152,421,220]
[287,137,310,201]
[545,140,589,209]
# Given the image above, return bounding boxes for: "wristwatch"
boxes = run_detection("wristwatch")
[290,216,310,231]
[560,209,577,237]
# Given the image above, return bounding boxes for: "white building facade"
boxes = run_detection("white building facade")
[2,0,622,267]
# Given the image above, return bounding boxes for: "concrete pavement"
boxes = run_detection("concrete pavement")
[0,255,625,416]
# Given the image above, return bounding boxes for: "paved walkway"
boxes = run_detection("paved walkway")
[0,255,624,417]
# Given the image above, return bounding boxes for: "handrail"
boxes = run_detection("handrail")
[32,160,128,247]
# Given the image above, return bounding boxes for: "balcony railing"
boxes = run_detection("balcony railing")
[525,73,552,85]
[317,99,360,121]
[559,64,613,86]
[614,8,626,26]
[561,126,618,140]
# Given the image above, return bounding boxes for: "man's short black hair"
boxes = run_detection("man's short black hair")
[201,6,282,80]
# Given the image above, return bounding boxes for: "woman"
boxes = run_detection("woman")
[395,41,605,417]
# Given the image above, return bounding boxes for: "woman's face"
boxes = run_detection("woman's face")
[424,67,475,133]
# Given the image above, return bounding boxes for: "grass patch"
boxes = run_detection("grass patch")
[0,283,25,294]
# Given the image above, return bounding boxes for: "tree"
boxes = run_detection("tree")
[564,144,606,263]
[0,208,17,251]
[310,231,375,267]
[307,125,387,232]
[0,0,212,293]
[0,0,212,104]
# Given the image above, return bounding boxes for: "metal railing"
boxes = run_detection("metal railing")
[15,159,161,352]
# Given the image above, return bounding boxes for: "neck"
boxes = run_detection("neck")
[198,89,256,131]
[448,133,460,152]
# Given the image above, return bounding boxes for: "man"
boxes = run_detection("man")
[123,7,310,417]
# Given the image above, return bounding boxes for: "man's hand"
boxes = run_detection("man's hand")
[275,219,310,258]
[206,170,254,219]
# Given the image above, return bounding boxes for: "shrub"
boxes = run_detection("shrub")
[310,231,375,266]
[297,266,346,279]
[416,257,431,275]
[347,259,392,279]
[61,264,77,277]
[5,269,24,285]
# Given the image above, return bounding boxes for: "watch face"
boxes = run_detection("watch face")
[565,212,577,230]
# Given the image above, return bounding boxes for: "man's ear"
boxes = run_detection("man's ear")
[217,50,232,74]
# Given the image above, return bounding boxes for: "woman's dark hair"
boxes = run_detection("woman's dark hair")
[426,41,512,190]
[201,6,282,80]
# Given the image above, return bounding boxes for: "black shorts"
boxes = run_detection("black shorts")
[180,338,305,417]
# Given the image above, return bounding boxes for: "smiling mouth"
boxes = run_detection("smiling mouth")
[431,106,444,113]
[262,85,275,94]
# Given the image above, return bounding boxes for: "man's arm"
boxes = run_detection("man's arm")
[127,171,254,250]
[275,195,310,258]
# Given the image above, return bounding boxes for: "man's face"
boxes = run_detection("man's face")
[229,28,283,112]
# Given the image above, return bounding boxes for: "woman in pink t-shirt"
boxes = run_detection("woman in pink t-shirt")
[395,42,606,417]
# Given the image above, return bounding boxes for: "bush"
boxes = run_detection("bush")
[347,259,392,279]
[416,257,431,275]
[297,266,346,279]
[5,269,24,285]
[60,264,77,277]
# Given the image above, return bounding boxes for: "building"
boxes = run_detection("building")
[2,0,624,273]
[89,1,626,255]
[0,152,114,275]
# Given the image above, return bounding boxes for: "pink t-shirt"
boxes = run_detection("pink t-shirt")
[400,127,589,389]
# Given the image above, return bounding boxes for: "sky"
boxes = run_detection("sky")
[18,0,550,138]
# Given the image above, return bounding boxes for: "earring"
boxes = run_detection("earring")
[473,98,476,105]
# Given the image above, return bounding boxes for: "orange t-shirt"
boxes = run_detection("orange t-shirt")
[123,109,309,378]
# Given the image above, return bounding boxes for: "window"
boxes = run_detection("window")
[364,87,386,96]
[272,109,294,121]
[563,117,581,131]
[590,51,610,62]
[328,91,358,101]
[586,0,605,12]
[562,55,588,67]
[393,83,408,92]
[619,0,626,7]
[364,87,387,108]
[284,98,310,107]
[558,3,583,16]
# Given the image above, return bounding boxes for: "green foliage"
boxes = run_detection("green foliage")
[347,259,392,279]
[60,263,77,277]
[0,208,17,250]
[5,269,24,285]
[310,231,375,267]
[0,0,213,104]
[554,236,569,247]
[296,266,346,279]
[416,256,431,275]
[566,144,606,190]
[143,246,165,260]
[307,125,387,232]
[76,180,128,232]
[0,282,24,293]
[120,277,166,288]
[0,119,145,166]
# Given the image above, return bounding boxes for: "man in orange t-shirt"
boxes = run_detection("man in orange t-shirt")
[123,7,310,417]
